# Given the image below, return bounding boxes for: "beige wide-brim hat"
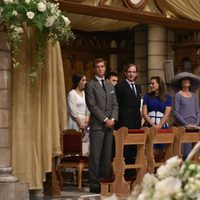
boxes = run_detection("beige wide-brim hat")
[170,72,200,92]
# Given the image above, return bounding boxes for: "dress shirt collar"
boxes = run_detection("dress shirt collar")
[95,75,105,82]
[125,79,136,85]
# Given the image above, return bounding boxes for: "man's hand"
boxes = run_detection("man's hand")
[105,119,115,128]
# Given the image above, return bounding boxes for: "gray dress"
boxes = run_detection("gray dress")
[174,91,200,157]
[174,92,200,126]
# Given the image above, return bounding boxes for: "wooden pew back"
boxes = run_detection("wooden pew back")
[146,127,176,173]
[111,127,148,196]
[174,126,200,161]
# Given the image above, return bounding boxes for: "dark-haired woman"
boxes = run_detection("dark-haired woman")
[142,76,172,129]
[67,73,90,156]
[142,76,172,161]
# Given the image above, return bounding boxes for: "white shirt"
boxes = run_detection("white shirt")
[125,79,137,96]
[95,75,105,86]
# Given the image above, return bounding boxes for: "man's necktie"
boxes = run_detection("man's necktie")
[131,83,137,97]
[101,79,106,92]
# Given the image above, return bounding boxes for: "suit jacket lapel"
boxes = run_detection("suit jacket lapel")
[94,78,107,99]
[124,80,137,97]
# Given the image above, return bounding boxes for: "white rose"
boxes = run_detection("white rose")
[45,16,56,27]
[0,8,4,16]
[10,25,15,30]
[137,193,145,200]
[142,173,158,188]
[50,4,57,14]
[61,15,71,26]
[55,10,61,17]
[14,27,24,34]
[4,0,13,4]
[166,156,182,167]
[27,12,35,19]
[12,11,18,16]
[157,165,172,179]
[188,164,196,170]
[153,177,181,199]
[25,0,30,4]
[37,2,46,12]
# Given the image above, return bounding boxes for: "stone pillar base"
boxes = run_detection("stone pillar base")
[0,182,29,200]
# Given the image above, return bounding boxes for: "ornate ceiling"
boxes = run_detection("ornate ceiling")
[59,0,200,31]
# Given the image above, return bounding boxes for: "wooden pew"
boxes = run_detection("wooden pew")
[145,127,176,173]
[100,127,149,196]
[174,126,200,161]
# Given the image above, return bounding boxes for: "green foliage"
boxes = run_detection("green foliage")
[0,0,75,81]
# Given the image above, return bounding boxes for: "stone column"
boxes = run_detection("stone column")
[148,25,167,81]
[109,40,118,71]
[134,24,148,94]
[0,27,29,200]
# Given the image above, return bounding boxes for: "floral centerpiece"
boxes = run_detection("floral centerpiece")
[129,144,200,200]
[0,0,74,80]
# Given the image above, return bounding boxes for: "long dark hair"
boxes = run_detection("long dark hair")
[149,76,167,102]
[72,73,84,89]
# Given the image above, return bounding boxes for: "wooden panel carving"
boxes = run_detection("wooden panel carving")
[174,31,200,74]
[61,30,134,94]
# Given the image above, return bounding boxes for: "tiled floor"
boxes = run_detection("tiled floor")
[30,185,127,200]
[30,185,101,200]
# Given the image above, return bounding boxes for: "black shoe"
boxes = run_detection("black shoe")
[90,187,100,194]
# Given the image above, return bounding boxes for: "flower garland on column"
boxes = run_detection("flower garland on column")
[0,0,74,81]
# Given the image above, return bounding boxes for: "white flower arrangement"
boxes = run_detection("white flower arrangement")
[0,0,74,81]
[129,155,200,200]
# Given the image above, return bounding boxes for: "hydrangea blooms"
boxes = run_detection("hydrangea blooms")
[0,0,74,80]
[129,156,200,200]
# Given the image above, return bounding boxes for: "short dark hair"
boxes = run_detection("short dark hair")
[105,71,118,80]
[72,73,85,89]
[93,58,107,68]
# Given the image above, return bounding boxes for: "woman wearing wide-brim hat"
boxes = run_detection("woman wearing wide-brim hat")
[171,72,200,158]
[171,72,200,92]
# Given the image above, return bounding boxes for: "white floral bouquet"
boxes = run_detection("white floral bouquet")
[129,144,200,200]
[0,0,74,80]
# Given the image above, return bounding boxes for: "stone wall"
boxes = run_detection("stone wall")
[0,26,29,200]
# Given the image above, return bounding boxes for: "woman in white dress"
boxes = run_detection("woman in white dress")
[67,73,90,156]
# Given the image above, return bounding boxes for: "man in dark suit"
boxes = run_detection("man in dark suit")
[115,63,141,178]
[85,58,118,193]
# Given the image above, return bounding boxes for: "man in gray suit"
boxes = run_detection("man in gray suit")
[85,58,118,193]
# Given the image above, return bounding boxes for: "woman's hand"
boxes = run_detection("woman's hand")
[79,122,88,130]
[152,124,162,129]
[185,124,200,129]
